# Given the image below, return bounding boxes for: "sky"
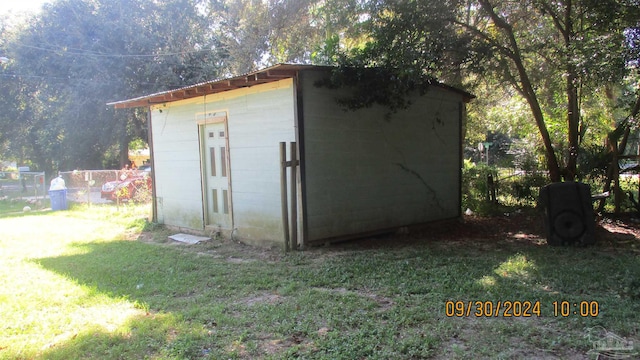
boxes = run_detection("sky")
[0,0,49,16]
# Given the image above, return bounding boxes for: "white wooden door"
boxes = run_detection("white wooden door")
[202,122,231,228]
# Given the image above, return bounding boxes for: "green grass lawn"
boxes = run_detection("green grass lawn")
[0,203,639,359]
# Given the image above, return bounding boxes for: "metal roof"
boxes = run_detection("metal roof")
[108,63,474,109]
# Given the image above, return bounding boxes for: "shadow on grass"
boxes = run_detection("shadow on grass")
[37,311,207,360]
[306,215,640,321]
[31,240,282,359]
[29,216,640,359]
[35,240,228,311]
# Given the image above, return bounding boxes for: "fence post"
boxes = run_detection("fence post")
[487,173,497,203]
[85,171,92,207]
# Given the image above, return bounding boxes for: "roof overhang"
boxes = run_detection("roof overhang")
[108,64,325,109]
[108,63,474,109]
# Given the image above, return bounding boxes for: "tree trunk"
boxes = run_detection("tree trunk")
[566,72,580,181]
[119,137,129,168]
[521,83,562,182]
[478,0,562,182]
[564,0,579,182]
[596,90,640,213]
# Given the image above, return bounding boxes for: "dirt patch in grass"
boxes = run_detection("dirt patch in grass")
[257,332,316,356]
[327,211,640,254]
[239,293,285,307]
[136,211,640,262]
[312,287,395,311]
[136,227,287,262]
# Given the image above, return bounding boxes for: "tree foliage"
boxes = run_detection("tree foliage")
[206,0,325,74]
[0,0,227,174]
[320,0,640,182]
[0,0,332,174]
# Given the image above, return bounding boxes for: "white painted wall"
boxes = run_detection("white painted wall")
[150,79,296,244]
[151,103,206,229]
[300,72,463,242]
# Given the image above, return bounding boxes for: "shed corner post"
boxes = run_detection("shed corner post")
[147,106,158,223]
[290,142,298,250]
[293,71,308,250]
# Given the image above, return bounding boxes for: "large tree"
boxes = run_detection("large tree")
[205,0,325,74]
[322,0,640,182]
[1,0,332,172]
[0,0,224,173]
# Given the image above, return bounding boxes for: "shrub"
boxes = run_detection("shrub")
[462,160,550,215]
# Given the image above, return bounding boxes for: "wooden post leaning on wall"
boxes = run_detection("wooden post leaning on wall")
[280,142,290,252]
[280,142,300,252]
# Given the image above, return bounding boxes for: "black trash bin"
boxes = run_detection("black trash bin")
[538,182,595,246]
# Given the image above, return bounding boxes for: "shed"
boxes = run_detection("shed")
[109,64,474,248]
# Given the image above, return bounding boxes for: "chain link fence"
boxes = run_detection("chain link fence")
[0,169,152,208]
[59,169,152,205]
[0,171,47,208]
[0,168,151,215]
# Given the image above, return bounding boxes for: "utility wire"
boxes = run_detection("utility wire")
[12,42,214,58]
[0,72,189,89]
